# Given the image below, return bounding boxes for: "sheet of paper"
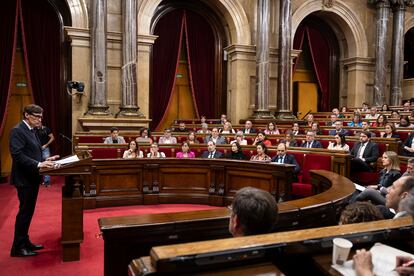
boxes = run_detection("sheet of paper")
[55,155,80,165]
[354,183,365,192]
[332,243,414,276]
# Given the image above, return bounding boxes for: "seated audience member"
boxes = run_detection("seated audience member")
[402,158,414,177]
[311,122,322,135]
[220,121,235,134]
[361,102,370,112]
[305,114,314,127]
[381,103,390,112]
[281,130,298,148]
[327,133,350,151]
[372,114,387,128]
[380,122,399,138]
[264,121,280,135]
[201,141,223,158]
[383,176,414,218]
[230,131,248,146]
[197,123,210,134]
[252,132,272,147]
[355,120,376,137]
[225,142,246,160]
[158,128,177,144]
[327,114,338,126]
[403,100,411,112]
[104,127,126,144]
[200,115,207,124]
[354,151,401,205]
[365,106,379,119]
[398,187,414,217]
[390,110,401,120]
[250,143,271,162]
[329,121,349,136]
[174,122,189,132]
[402,133,414,157]
[350,131,379,173]
[348,114,362,127]
[271,143,300,177]
[291,122,301,136]
[220,114,227,125]
[396,115,414,128]
[204,127,226,144]
[228,187,278,237]
[136,127,153,144]
[176,141,195,158]
[242,120,257,134]
[332,107,344,118]
[301,131,322,148]
[123,140,143,159]
[187,131,199,144]
[341,106,348,113]
[147,142,166,158]
[339,202,383,225]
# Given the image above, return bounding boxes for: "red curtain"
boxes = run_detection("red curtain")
[0,0,19,135]
[184,10,215,118]
[293,24,330,111]
[151,10,185,130]
[19,0,62,141]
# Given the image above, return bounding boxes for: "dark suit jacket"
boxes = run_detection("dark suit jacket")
[329,129,349,136]
[301,140,322,148]
[271,154,301,174]
[204,135,227,145]
[9,121,43,187]
[350,141,379,164]
[201,150,223,158]
[280,139,298,147]
[242,128,257,134]
[402,133,414,157]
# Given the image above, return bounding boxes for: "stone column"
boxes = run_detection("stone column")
[369,0,390,106]
[117,0,143,117]
[253,0,273,119]
[390,0,413,105]
[87,0,109,115]
[276,0,295,119]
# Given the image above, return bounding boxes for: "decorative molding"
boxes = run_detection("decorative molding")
[323,0,335,8]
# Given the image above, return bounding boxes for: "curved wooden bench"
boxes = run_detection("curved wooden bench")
[98,170,355,275]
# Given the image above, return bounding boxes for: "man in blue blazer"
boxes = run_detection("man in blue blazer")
[271,143,301,179]
[329,121,349,136]
[301,131,322,148]
[201,141,223,158]
[9,105,58,257]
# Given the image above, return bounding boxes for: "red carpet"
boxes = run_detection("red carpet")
[0,177,220,275]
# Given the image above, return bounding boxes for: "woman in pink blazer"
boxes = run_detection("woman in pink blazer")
[176,141,195,158]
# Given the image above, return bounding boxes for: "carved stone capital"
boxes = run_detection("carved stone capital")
[323,0,335,8]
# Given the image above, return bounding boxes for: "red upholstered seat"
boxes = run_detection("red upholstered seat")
[351,171,379,186]
[291,154,332,197]
[320,140,330,148]
[321,129,330,135]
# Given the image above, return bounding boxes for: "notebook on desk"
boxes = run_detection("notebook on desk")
[332,242,414,276]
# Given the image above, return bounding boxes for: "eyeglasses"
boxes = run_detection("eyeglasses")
[29,113,43,119]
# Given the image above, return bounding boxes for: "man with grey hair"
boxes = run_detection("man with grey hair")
[228,187,278,237]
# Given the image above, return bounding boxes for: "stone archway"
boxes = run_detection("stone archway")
[66,0,88,28]
[293,0,368,59]
[292,0,370,107]
[138,0,251,45]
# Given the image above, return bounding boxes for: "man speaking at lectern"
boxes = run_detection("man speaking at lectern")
[9,104,58,257]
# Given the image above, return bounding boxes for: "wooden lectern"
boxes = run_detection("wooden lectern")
[40,151,92,261]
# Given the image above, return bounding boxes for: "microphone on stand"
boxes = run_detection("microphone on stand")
[59,133,72,144]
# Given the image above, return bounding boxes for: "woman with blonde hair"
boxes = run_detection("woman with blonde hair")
[355,151,402,205]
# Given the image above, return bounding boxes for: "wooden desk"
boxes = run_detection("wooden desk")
[99,170,355,276]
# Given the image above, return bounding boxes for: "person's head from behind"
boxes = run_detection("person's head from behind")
[110,127,119,140]
[229,187,278,237]
[339,202,383,225]
[23,104,43,128]
[386,176,414,211]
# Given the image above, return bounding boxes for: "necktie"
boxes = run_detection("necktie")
[307,142,311,148]
[209,153,213,158]
[278,157,283,164]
